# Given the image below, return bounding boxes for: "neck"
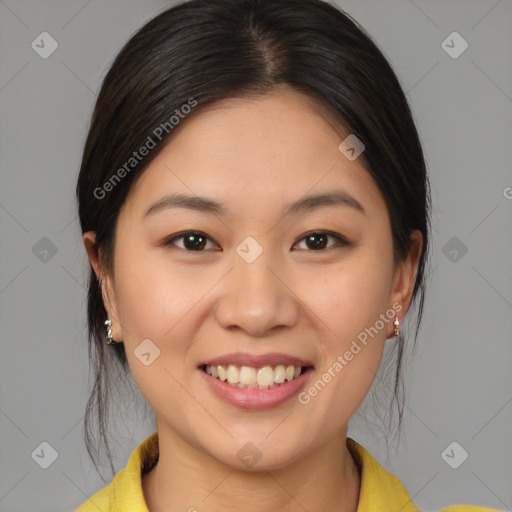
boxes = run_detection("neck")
[142,423,361,512]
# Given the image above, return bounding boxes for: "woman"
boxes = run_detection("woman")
[75,0,501,510]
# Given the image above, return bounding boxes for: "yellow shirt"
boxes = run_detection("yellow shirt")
[75,432,501,512]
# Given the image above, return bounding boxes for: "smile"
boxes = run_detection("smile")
[202,364,309,389]
[198,352,315,410]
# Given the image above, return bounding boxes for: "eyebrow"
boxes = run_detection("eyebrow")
[143,190,365,219]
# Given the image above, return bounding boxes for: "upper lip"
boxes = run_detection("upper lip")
[200,352,314,368]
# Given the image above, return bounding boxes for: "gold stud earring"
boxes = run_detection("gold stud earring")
[394,316,400,337]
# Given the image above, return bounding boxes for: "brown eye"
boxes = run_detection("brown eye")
[164,231,218,251]
[293,231,348,251]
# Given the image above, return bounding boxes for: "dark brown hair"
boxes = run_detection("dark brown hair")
[76,0,431,480]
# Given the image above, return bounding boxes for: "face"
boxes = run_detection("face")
[85,88,422,470]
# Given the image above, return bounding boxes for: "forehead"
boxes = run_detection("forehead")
[121,89,384,222]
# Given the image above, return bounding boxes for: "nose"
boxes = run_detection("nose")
[214,251,300,337]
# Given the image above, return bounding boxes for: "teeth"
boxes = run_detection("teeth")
[274,365,286,383]
[203,363,307,388]
[257,366,274,387]
[227,365,239,384]
[217,365,227,381]
[239,366,256,387]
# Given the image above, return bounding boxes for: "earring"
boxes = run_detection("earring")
[105,319,122,345]
[394,316,400,337]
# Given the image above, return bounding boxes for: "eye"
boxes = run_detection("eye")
[163,230,349,252]
[293,231,349,251]
[163,231,220,251]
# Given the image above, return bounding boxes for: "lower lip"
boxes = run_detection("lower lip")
[198,367,314,410]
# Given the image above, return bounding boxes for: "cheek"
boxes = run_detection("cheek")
[112,244,212,388]
[114,239,206,336]
[112,257,203,423]
[301,250,393,339]
[295,251,392,417]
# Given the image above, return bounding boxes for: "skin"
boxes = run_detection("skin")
[84,87,422,512]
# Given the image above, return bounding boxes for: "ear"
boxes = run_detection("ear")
[387,229,423,337]
[83,231,124,342]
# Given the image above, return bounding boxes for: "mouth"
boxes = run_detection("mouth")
[201,363,312,389]
[197,352,315,410]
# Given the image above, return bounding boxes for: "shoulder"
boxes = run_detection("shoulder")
[346,438,503,512]
[75,431,159,512]
[74,480,113,511]
[347,437,421,511]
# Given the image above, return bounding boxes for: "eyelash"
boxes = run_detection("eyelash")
[162,230,350,252]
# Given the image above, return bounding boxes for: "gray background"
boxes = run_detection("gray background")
[0,1,511,511]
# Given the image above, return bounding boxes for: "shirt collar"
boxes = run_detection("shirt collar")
[111,432,419,512]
